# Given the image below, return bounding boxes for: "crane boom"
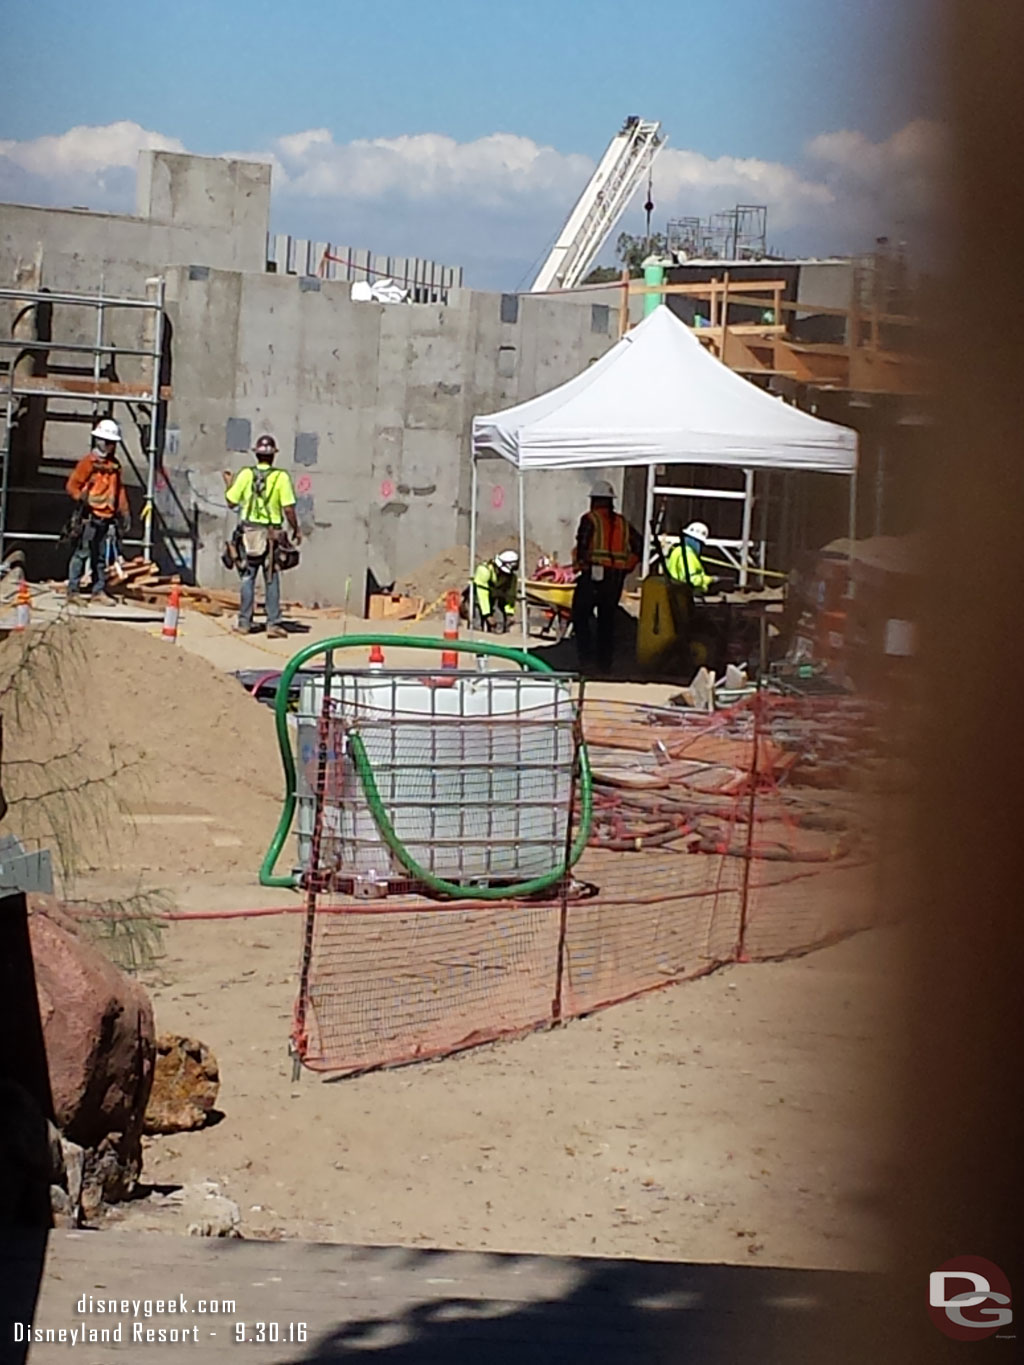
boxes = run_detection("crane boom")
[530,117,664,292]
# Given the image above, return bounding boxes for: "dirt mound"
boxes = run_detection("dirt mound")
[0,620,284,891]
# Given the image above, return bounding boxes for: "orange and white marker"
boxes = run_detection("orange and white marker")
[368,642,385,669]
[441,589,460,670]
[14,579,30,632]
[161,583,181,641]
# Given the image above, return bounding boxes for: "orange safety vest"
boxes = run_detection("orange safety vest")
[67,452,125,518]
[582,508,638,571]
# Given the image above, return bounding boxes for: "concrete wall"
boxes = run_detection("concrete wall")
[1,150,625,600]
[164,270,622,600]
[136,151,270,273]
[1,151,271,281]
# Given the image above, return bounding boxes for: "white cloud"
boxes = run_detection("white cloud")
[802,118,944,244]
[0,117,943,287]
[0,119,184,176]
[266,129,595,209]
[652,147,835,231]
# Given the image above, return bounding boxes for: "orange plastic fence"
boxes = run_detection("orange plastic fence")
[294,690,897,1075]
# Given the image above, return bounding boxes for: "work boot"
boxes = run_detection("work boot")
[94,591,117,606]
[233,622,254,635]
[266,625,287,640]
[66,592,87,607]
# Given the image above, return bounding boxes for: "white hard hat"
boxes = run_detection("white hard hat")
[92,418,122,443]
[495,549,519,571]
[590,479,615,499]
[684,521,710,543]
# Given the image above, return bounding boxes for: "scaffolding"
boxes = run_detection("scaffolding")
[667,205,768,262]
[0,278,167,563]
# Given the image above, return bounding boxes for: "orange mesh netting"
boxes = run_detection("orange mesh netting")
[293,688,898,1075]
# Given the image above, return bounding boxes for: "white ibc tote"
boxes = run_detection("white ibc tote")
[295,672,575,884]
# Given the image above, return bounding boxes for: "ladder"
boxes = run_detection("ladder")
[530,116,664,293]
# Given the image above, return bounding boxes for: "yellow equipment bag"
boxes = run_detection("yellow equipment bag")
[636,575,692,670]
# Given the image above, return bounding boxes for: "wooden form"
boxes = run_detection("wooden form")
[622,277,923,395]
[367,591,425,621]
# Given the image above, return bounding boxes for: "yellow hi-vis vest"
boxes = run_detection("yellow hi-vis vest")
[579,508,638,571]
[666,542,712,592]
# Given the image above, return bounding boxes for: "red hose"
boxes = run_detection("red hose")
[249,670,282,697]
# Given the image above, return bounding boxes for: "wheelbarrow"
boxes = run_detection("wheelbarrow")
[525,577,575,641]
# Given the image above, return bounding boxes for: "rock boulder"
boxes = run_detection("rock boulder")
[144,1034,220,1134]
[28,911,155,1192]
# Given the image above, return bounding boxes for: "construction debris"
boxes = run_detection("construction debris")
[97,558,240,616]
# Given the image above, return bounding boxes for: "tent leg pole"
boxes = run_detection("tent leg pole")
[641,462,656,576]
[847,469,858,601]
[518,469,528,646]
[469,455,479,628]
[739,468,754,588]
[757,470,770,589]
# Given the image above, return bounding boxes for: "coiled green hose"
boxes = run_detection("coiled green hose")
[259,634,592,892]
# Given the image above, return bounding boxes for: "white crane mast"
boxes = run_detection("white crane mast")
[530,117,664,292]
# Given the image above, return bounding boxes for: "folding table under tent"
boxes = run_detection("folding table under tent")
[470,304,858,642]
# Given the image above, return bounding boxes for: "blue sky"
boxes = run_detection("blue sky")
[0,0,938,289]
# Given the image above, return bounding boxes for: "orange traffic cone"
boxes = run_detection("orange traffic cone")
[14,579,30,632]
[368,643,385,669]
[161,583,181,641]
[441,590,460,670]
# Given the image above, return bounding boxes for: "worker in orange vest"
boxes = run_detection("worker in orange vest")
[571,479,641,674]
[65,418,130,604]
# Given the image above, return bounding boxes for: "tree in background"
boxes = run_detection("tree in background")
[582,232,671,284]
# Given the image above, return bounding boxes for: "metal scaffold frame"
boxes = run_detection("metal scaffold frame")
[0,277,167,562]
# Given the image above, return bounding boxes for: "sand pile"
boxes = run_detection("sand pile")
[0,619,285,890]
[397,539,552,605]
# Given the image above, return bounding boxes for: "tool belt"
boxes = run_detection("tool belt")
[59,503,87,546]
[223,523,300,573]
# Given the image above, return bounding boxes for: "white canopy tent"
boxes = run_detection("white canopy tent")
[470,304,859,640]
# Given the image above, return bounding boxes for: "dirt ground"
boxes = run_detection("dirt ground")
[4,611,900,1271]
[119,900,900,1272]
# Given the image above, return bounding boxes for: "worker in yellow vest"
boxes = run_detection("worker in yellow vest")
[571,479,641,674]
[666,521,714,594]
[464,549,519,631]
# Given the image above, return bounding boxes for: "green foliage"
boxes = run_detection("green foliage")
[581,265,622,285]
[74,888,170,974]
[615,231,670,276]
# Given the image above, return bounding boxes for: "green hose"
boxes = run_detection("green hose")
[349,731,590,900]
[259,634,592,891]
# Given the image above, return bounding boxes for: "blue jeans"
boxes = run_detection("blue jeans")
[67,517,116,597]
[239,551,281,630]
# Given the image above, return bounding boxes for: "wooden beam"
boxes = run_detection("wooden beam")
[628,279,790,298]
[774,339,849,386]
[617,267,630,336]
[658,288,916,327]
[719,271,730,362]
[690,323,787,341]
[14,376,173,399]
